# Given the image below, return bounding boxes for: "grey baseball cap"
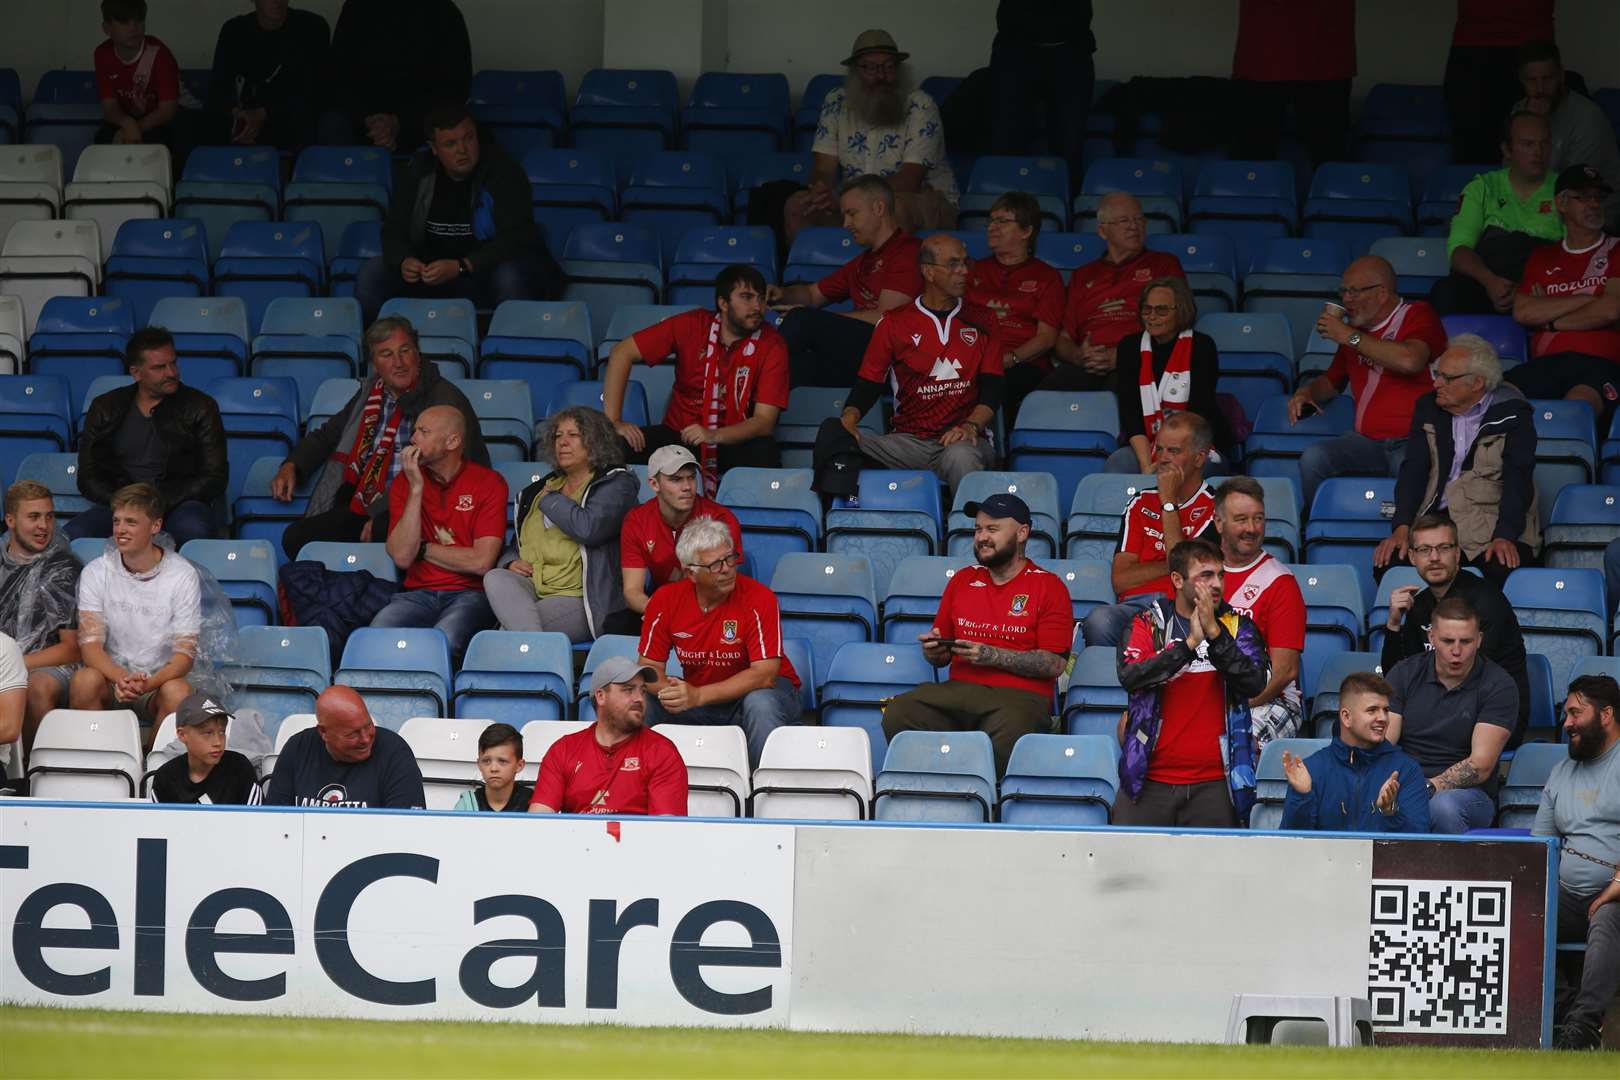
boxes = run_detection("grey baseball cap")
[590,655,657,693]
[176,692,232,728]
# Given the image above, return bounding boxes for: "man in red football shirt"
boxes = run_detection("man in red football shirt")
[1213,477,1306,752]
[1288,254,1450,508]
[604,445,744,638]
[883,493,1074,779]
[1040,193,1185,393]
[1080,411,1219,649]
[769,174,924,387]
[529,655,689,816]
[94,0,180,147]
[833,233,1001,491]
[601,264,789,485]
[375,405,505,664]
[638,517,801,767]
[1508,163,1620,429]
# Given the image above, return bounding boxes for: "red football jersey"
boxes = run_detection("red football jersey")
[817,230,923,310]
[1062,249,1186,349]
[1223,553,1305,708]
[1518,236,1620,363]
[387,460,507,591]
[933,561,1074,698]
[1116,484,1219,600]
[857,300,1004,438]
[630,309,791,430]
[1232,0,1356,82]
[962,256,1065,352]
[94,37,180,119]
[639,574,801,689]
[531,724,689,815]
[1119,607,1228,784]
[1324,300,1448,440]
[619,497,744,589]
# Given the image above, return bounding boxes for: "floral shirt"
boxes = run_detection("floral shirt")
[812,87,958,204]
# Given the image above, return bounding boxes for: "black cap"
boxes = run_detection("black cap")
[962,492,1031,525]
[1555,164,1613,196]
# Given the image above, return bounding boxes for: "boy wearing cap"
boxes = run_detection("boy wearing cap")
[1508,162,1620,429]
[147,693,262,805]
[606,445,743,638]
[529,656,688,816]
[883,493,1073,779]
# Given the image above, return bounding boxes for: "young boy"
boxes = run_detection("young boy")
[454,722,532,812]
[95,0,180,146]
[148,693,261,805]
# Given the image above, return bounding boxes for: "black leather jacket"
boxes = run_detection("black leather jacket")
[76,383,229,509]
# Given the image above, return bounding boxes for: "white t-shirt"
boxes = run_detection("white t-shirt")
[812,87,959,203]
[77,549,202,674]
[0,632,25,767]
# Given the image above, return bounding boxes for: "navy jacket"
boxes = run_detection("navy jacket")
[1280,736,1431,833]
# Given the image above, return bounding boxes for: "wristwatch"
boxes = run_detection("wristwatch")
[418,540,430,562]
[1347,331,1363,349]
[457,257,472,275]
[1425,780,1437,797]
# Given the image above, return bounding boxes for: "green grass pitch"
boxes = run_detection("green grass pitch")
[2,1006,1613,1078]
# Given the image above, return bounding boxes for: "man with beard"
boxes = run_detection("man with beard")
[1287,254,1450,509]
[1533,674,1620,1050]
[529,656,687,816]
[601,265,789,483]
[1381,512,1530,744]
[1516,41,1620,231]
[0,482,83,755]
[1213,478,1305,752]
[785,29,957,241]
[882,493,1073,780]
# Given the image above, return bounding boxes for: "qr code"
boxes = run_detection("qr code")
[1367,879,1510,1034]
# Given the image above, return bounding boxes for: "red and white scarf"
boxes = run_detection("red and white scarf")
[1137,330,1194,437]
[340,378,408,514]
[698,313,763,494]
[1353,300,1411,434]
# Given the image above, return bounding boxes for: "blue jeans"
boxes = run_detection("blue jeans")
[1427,786,1496,834]
[643,676,801,769]
[1605,536,1620,621]
[67,499,216,550]
[370,588,495,667]
[1298,432,1406,512]
[1081,593,1158,649]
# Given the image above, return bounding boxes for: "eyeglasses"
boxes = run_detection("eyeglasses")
[688,551,743,574]
[1337,283,1383,299]
[854,60,898,76]
[1100,215,1146,228]
[925,257,971,271]
[1140,304,1176,317]
[1432,369,1474,384]
[986,215,1021,227]
[1411,542,1458,558]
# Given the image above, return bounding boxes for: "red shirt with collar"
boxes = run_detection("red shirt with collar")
[639,574,801,689]
[388,459,508,591]
[1518,237,1620,364]
[933,560,1075,698]
[1116,484,1219,600]
[857,299,1004,438]
[619,496,744,589]
[963,256,1065,352]
[1063,249,1185,349]
[817,230,924,310]
[531,724,689,815]
[1324,299,1448,440]
[629,308,792,430]
[94,36,180,119]
[1223,552,1306,708]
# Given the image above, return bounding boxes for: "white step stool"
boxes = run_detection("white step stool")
[1225,994,1374,1046]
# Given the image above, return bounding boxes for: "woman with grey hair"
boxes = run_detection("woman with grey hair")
[483,407,639,640]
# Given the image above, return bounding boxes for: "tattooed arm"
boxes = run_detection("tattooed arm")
[959,643,1067,680]
[1428,722,1512,791]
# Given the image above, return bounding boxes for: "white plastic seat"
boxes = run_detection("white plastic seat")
[518,718,591,783]
[0,219,101,335]
[751,726,873,820]
[653,724,750,818]
[400,716,492,809]
[26,708,143,801]
[259,712,316,780]
[142,711,181,779]
[0,145,64,245]
[65,144,172,259]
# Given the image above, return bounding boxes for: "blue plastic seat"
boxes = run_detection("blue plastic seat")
[102,218,210,327]
[148,295,250,386]
[716,467,821,584]
[561,222,664,334]
[1528,400,1598,510]
[1076,157,1183,232]
[946,471,1062,560]
[775,385,881,467]
[336,627,453,730]
[999,733,1119,826]
[478,299,594,395]
[665,225,777,305]
[571,68,679,158]
[470,69,567,159]
[1147,233,1238,312]
[1301,162,1413,255]
[305,377,360,433]
[251,297,363,418]
[1370,236,1450,295]
[1059,645,1127,738]
[1417,164,1488,236]
[0,374,72,466]
[1441,313,1527,365]
[232,454,313,549]
[1502,568,1608,692]
[1355,84,1452,189]
[208,374,301,483]
[283,147,392,261]
[26,296,134,414]
[13,452,91,517]
[1039,558,1116,622]
[1498,742,1568,826]
[783,226,856,284]
[379,296,477,378]
[524,148,617,258]
[213,221,325,336]
[732,152,813,216]
[1303,478,1397,610]
[874,729,997,823]
[1544,485,1620,571]
[1064,471,1156,562]
[455,378,534,462]
[1239,240,1344,360]
[1187,160,1299,272]
[295,539,397,579]
[1286,562,1366,699]
[174,147,281,261]
[179,538,278,627]
[879,555,967,643]
[820,641,936,777]
[575,634,641,721]
[825,469,944,597]
[1005,391,1118,512]
[544,378,648,428]
[595,302,688,361]
[1251,737,1333,829]
[1197,311,1297,416]
[961,155,1070,232]
[329,220,382,299]
[681,72,791,158]
[452,629,573,724]
[793,73,843,150]
[1034,232,1106,280]
[771,552,878,683]
[1306,650,1382,738]
[224,624,331,732]
[620,151,730,264]
[1244,393,1353,490]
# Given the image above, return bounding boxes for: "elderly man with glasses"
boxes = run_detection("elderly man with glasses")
[1286,254,1450,509]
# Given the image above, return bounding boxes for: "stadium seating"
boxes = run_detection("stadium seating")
[471,69,567,159]
[0,373,73,464]
[149,295,250,386]
[1300,163,1412,256]
[619,151,730,263]
[261,712,318,779]
[1529,401,1598,517]
[717,467,821,584]
[306,377,360,432]
[12,452,90,519]
[681,72,791,159]
[873,729,997,823]
[961,155,1070,232]
[1148,233,1239,312]
[1370,236,1448,295]
[783,226,855,285]
[1198,311,1297,421]
[1307,651,1381,738]
[562,222,664,333]
[251,297,364,415]
[214,221,326,336]
[1440,313,1526,365]
[0,144,64,245]
[1187,160,1298,272]
[452,630,573,724]
[0,293,21,374]
[174,147,281,262]
[1496,742,1567,829]
[208,375,302,504]
[25,294,132,413]
[283,146,392,262]
[296,539,397,579]
[1251,737,1331,829]
[1060,646,1128,739]
[1239,239,1348,360]
[819,641,935,778]
[1355,84,1451,184]
[478,299,593,386]
[1303,478,1397,608]
[998,733,1119,826]
[26,708,144,800]
[775,385,880,467]
[0,218,101,335]
[517,719,593,782]
[336,627,454,730]
[771,553,878,684]
[180,538,279,628]
[456,378,535,461]
[665,225,776,305]
[225,625,331,737]
[400,716,493,809]
[655,724,751,817]
[62,144,172,261]
[947,471,1061,560]
[1077,158,1183,232]
[1543,485,1620,570]
[571,68,680,158]
[329,221,381,298]
[880,555,965,643]
[1502,568,1607,693]
[825,469,943,598]
[1288,563,1367,700]
[751,726,874,820]
[101,218,210,328]
[1417,164,1486,235]
[1005,391,1118,511]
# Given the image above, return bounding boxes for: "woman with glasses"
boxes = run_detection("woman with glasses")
[1104,276,1236,474]
[484,407,639,642]
[964,191,1065,428]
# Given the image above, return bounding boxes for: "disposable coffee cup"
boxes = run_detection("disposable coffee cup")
[1322,301,1347,321]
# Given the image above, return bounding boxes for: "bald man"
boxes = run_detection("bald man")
[1287,255,1450,508]
[831,233,1001,491]
[374,403,507,665]
[264,686,425,808]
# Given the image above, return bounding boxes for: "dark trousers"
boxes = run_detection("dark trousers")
[989,35,1094,183]
[1554,885,1620,1031]
[356,249,564,323]
[281,504,369,561]
[67,499,215,549]
[1444,45,1523,165]
[778,307,875,388]
[881,679,1050,779]
[1428,273,1500,317]
[599,607,643,638]
[1506,351,1620,431]
[1110,777,1237,829]
[1228,79,1351,167]
[621,424,780,487]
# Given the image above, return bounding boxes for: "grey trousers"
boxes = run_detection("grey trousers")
[1555,885,1620,1030]
[483,568,592,642]
[860,431,995,492]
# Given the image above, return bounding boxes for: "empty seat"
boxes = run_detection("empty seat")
[0,144,64,243]
[1187,160,1298,273]
[455,378,534,461]
[665,225,777,304]
[175,146,281,261]
[571,68,679,158]
[1502,567,1607,692]
[525,147,617,258]
[681,72,791,158]
[470,69,567,159]
[880,555,967,643]
[0,219,101,335]
[329,220,382,299]
[63,144,173,260]
[306,377,361,431]
[213,221,326,336]
[1034,232,1106,279]
[716,467,821,583]
[775,385,880,467]
[225,625,331,733]
[452,629,573,723]
[1544,484,1620,570]
[260,712,318,779]
[1303,478,1398,608]
[825,469,943,598]
[998,733,1119,826]
[873,729,997,823]
[180,538,279,628]
[655,724,751,817]
[1060,645,1127,738]
[478,299,593,385]
[208,376,302,500]
[1241,239,1350,359]
[1300,163,1412,256]
[26,708,143,800]
[0,374,73,464]
[399,716,493,809]
[1370,236,1449,295]
[732,152,812,216]
[103,217,211,327]
[751,726,873,820]
[283,147,392,261]
[380,295,478,378]
[26,295,135,405]
[783,226,856,284]
[1496,741,1566,829]
[336,627,454,730]
[251,297,364,414]
[771,552,878,682]
[1288,563,1368,700]
[1198,310,1297,416]
[0,293,21,374]
[1006,391,1119,513]
[1529,400,1598,506]
[561,222,664,334]
[619,151,730,263]
[1417,164,1487,236]
[819,641,936,777]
